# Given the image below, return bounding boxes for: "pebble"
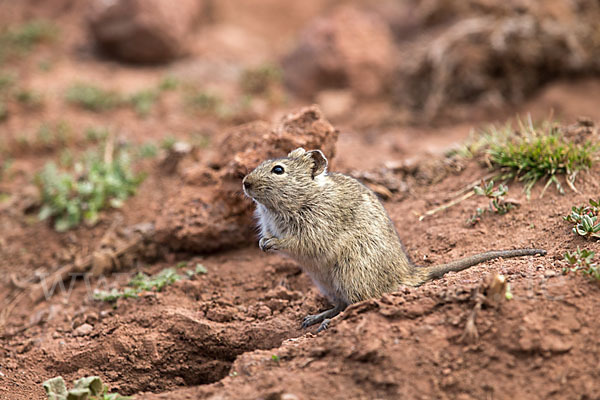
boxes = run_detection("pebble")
[73,323,93,337]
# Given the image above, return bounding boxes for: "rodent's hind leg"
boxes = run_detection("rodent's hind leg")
[316,318,331,333]
[301,304,346,331]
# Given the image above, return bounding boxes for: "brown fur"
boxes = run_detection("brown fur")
[242,148,546,330]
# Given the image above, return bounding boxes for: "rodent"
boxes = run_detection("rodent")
[242,148,546,332]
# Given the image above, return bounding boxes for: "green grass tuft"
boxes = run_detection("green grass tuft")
[66,83,123,111]
[15,88,44,109]
[0,101,7,122]
[137,142,159,158]
[0,20,58,63]
[0,71,15,93]
[128,88,159,117]
[94,264,207,302]
[35,144,143,231]
[85,126,110,143]
[456,118,599,197]
[184,89,222,113]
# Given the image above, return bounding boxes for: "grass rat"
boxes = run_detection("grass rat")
[242,148,546,332]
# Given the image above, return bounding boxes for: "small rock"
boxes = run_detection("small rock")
[73,323,94,337]
[264,286,302,301]
[266,298,288,313]
[541,335,573,353]
[256,305,272,319]
[282,6,395,98]
[85,312,99,324]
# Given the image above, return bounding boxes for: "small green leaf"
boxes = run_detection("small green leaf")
[195,264,208,274]
[43,376,68,400]
[38,204,54,220]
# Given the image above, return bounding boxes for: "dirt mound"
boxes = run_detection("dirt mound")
[154,105,339,253]
[144,268,599,399]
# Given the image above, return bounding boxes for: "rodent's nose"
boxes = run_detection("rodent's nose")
[243,178,252,190]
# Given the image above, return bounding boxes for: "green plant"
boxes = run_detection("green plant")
[563,247,600,281]
[137,142,158,158]
[85,126,110,143]
[59,148,74,167]
[184,89,222,113]
[564,198,600,239]
[15,88,44,109]
[505,283,513,300]
[37,121,68,144]
[43,375,131,400]
[0,101,7,122]
[160,136,177,150]
[0,20,58,63]
[0,71,15,93]
[240,63,282,94]
[129,267,180,292]
[128,88,159,117]
[271,354,280,363]
[457,118,598,197]
[66,83,123,111]
[186,263,208,277]
[0,158,13,181]
[94,264,207,301]
[158,75,179,91]
[36,144,143,231]
[467,180,516,225]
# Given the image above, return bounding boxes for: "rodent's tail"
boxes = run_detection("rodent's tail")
[412,248,547,285]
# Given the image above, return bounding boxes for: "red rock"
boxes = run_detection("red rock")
[282,6,395,99]
[88,0,204,63]
[154,105,339,252]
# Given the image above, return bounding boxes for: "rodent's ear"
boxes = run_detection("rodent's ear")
[307,150,328,178]
[287,148,306,159]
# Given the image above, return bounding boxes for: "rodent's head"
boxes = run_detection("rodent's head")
[242,147,328,212]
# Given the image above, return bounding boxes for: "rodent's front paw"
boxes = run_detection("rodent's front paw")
[259,237,279,252]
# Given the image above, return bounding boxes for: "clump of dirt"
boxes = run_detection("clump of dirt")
[154,105,339,253]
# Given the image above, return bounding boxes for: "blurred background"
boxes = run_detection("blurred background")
[1,0,600,156]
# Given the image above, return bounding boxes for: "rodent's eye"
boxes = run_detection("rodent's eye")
[271,165,285,175]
